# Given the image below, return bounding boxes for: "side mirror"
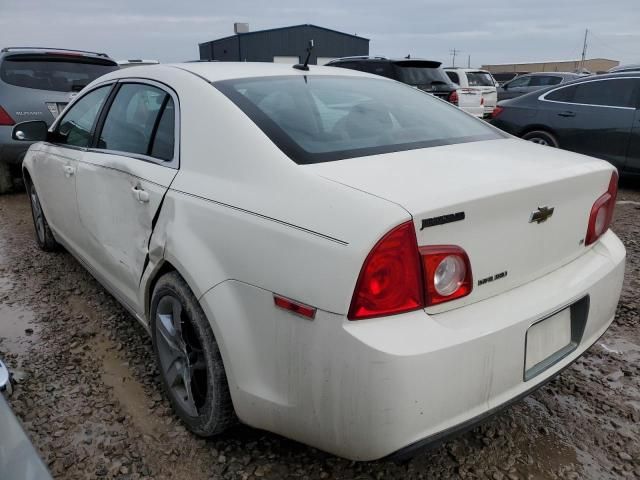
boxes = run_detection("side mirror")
[0,358,10,394]
[501,83,509,90]
[12,121,49,142]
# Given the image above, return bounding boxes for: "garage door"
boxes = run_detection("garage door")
[317,57,338,66]
[273,56,299,64]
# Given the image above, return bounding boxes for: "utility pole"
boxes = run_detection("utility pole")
[580,29,589,72]
[467,54,471,68]
[450,48,460,67]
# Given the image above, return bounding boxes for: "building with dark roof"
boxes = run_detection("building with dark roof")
[199,24,369,65]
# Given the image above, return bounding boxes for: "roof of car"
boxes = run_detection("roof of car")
[150,62,376,82]
[0,46,112,59]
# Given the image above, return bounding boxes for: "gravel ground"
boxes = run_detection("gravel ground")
[0,185,639,480]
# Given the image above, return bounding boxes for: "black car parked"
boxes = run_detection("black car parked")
[326,56,459,104]
[497,72,580,101]
[491,72,640,175]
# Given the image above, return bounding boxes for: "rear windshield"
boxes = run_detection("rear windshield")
[0,56,118,92]
[393,64,453,87]
[466,71,495,87]
[215,75,502,164]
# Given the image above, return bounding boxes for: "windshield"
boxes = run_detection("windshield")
[0,56,118,92]
[466,71,495,87]
[215,75,502,164]
[393,65,453,86]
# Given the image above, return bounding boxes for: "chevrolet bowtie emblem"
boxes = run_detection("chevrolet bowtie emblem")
[529,206,555,224]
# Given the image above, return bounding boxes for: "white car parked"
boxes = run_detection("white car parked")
[445,68,498,117]
[13,63,625,461]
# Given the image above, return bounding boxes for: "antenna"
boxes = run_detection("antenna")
[579,29,589,72]
[293,40,314,71]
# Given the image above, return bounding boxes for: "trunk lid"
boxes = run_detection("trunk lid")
[306,138,614,313]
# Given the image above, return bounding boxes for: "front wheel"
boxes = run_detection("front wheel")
[0,162,13,194]
[522,130,559,148]
[27,181,59,251]
[151,272,235,436]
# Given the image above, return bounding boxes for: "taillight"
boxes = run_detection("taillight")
[448,90,459,106]
[348,221,424,320]
[0,105,14,126]
[481,97,485,106]
[348,223,473,320]
[420,246,472,306]
[585,171,618,246]
[491,106,504,119]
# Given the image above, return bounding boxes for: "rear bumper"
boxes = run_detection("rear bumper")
[202,231,625,461]
[459,105,485,117]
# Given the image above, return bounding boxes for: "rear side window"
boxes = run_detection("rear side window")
[529,76,562,87]
[56,85,111,147]
[0,56,118,92]
[215,75,503,164]
[150,98,175,161]
[446,71,460,84]
[98,83,175,160]
[546,79,637,107]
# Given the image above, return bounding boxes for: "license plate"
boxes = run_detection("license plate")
[525,308,572,377]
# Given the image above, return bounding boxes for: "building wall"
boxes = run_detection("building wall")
[481,58,619,74]
[199,25,369,64]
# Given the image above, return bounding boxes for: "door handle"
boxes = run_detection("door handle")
[558,111,576,117]
[131,185,150,203]
[63,165,75,177]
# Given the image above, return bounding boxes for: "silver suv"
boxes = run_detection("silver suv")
[0,47,118,193]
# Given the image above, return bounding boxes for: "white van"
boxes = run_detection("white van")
[445,68,498,117]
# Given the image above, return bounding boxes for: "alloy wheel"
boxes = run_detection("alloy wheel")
[30,187,46,244]
[155,295,208,416]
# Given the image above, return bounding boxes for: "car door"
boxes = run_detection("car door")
[33,84,113,253]
[499,75,531,100]
[74,80,178,313]
[623,78,640,174]
[539,77,638,169]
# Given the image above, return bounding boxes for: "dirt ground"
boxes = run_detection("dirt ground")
[1,184,639,480]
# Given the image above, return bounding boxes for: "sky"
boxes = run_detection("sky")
[1,0,639,67]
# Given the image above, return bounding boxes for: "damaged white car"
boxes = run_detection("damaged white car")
[13,62,625,460]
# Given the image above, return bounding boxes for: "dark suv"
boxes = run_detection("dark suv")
[326,56,458,103]
[0,47,118,193]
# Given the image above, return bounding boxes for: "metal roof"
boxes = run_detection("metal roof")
[200,24,368,46]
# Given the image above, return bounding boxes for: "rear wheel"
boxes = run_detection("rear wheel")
[27,181,59,251]
[151,272,235,436]
[522,130,559,148]
[0,162,13,194]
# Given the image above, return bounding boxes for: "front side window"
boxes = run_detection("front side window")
[506,76,531,88]
[546,79,637,108]
[55,85,111,147]
[98,83,174,159]
[215,75,503,164]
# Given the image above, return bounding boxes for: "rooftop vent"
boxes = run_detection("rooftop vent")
[234,23,249,34]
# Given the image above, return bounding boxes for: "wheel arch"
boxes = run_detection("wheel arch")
[518,124,559,140]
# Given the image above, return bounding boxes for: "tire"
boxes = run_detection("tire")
[522,130,559,148]
[27,181,59,251]
[151,272,235,436]
[0,162,13,194]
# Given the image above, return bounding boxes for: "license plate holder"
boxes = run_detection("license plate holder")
[524,297,589,381]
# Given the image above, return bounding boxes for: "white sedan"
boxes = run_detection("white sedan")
[13,63,625,461]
